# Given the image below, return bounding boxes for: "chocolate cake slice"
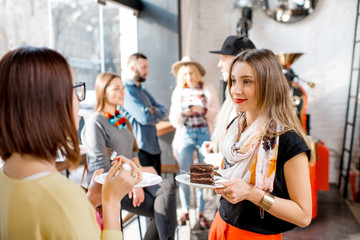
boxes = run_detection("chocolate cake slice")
[190,163,215,185]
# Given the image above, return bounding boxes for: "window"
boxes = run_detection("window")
[49,0,137,116]
[0,0,137,116]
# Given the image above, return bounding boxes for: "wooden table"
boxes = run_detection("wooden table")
[156,121,175,136]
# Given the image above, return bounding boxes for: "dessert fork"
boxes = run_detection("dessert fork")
[103,146,117,161]
[103,147,133,172]
[180,170,190,175]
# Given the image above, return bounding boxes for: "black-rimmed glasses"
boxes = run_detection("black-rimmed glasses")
[73,82,86,102]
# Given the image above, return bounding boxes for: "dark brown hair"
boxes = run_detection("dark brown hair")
[0,47,80,163]
[127,53,147,67]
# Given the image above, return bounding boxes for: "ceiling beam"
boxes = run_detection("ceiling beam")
[106,0,143,14]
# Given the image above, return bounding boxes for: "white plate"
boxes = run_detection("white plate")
[175,174,226,189]
[95,172,162,189]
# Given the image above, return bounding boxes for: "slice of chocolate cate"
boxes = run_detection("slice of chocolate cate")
[190,163,215,185]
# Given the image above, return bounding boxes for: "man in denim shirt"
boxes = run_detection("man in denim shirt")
[122,53,167,175]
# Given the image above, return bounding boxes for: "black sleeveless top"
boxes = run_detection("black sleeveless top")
[219,131,311,234]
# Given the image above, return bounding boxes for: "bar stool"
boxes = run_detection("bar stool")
[120,210,143,240]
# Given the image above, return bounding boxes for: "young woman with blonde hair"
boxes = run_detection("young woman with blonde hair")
[209,49,314,239]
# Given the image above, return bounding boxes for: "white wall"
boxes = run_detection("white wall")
[181,0,358,183]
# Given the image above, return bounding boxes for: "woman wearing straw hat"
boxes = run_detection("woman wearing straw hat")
[169,56,220,229]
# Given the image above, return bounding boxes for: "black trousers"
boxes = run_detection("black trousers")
[138,149,161,175]
[121,180,177,240]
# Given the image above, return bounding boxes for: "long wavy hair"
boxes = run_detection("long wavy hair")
[95,72,119,113]
[177,64,204,88]
[228,49,315,163]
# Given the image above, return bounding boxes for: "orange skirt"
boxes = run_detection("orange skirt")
[208,211,282,240]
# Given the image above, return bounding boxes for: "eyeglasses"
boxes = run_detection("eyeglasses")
[73,82,86,102]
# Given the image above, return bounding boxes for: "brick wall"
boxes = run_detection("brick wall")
[181,0,358,183]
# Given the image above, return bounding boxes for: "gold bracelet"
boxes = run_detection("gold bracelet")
[259,192,275,211]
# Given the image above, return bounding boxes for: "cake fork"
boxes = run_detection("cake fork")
[103,147,134,172]
[103,146,117,161]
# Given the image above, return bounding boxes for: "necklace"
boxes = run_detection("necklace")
[104,110,127,130]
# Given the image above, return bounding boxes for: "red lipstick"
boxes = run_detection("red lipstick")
[234,98,246,104]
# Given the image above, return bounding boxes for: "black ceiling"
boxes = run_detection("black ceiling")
[110,0,143,11]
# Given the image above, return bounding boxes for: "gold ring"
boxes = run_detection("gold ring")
[223,188,226,195]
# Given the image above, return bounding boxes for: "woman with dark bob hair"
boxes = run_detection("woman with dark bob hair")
[209,49,314,239]
[0,47,141,239]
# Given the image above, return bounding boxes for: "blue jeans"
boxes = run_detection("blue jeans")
[177,126,210,213]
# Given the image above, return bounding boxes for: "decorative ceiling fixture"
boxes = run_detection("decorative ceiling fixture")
[259,0,318,24]
[233,0,260,37]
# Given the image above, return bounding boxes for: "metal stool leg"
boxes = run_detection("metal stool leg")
[120,210,123,233]
[176,225,180,240]
[120,211,143,239]
[137,216,143,240]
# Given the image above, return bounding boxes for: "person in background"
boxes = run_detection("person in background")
[169,56,220,229]
[82,72,177,240]
[0,47,140,239]
[209,49,313,239]
[121,53,167,175]
[202,35,256,157]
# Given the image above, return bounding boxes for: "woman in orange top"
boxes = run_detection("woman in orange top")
[209,49,314,239]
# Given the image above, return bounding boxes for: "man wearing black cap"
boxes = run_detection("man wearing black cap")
[209,35,256,87]
[202,35,256,156]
